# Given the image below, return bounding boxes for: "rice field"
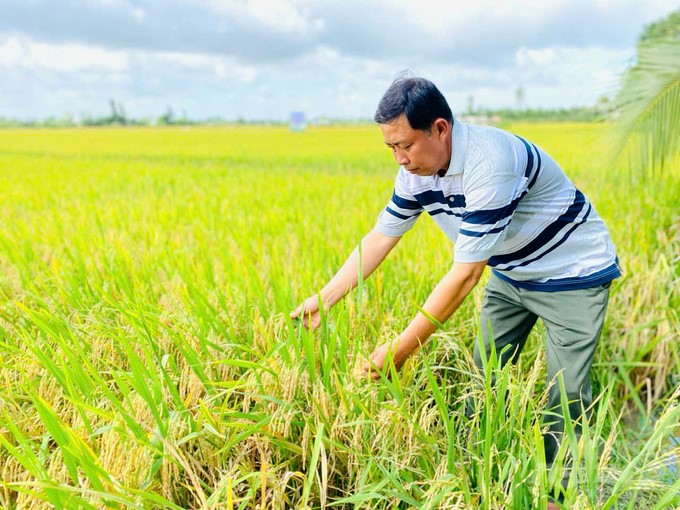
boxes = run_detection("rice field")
[0,123,678,509]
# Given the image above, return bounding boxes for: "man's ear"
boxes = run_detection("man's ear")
[433,118,450,137]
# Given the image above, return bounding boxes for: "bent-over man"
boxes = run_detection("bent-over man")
[291,76,621,506]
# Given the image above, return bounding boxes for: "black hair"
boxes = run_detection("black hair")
[373,73,453,130]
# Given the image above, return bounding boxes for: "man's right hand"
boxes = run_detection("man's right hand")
[290,295,323,330]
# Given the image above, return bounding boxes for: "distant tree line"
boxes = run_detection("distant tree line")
[0,102,612,128]
[461,101,612,124]
[0,101,606,128]
[0,100,203,128]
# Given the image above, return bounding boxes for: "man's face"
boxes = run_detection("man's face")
[380,114,451,176]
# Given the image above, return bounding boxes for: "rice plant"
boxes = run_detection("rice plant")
[0,124,677,508]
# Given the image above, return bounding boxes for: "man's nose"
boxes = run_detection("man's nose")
[394,149,409,165]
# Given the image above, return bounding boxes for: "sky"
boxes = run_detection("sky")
[0,0,676,122]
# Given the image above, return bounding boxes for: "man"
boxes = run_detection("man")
[290,76,620,503]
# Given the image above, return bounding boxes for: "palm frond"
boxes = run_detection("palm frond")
[608,41,680,177]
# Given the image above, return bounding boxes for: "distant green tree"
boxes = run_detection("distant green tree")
[515,86,525,110]
[639,9,680,44]
[609,8,680,176]
[157,106,174,126]
[108,99,127,125]
[466,95,474,115]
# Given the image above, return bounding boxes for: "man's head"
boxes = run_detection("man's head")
[374,75,453,130]
[375,76,453,176]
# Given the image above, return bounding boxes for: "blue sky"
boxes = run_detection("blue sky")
[0,0,676,121]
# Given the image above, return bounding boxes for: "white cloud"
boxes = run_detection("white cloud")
[0,36,25,68]
[0,35,128,72]
[231,0,321,33]
[90,0,126,6]
[131,7,146,21]
[213,60,258,83]
[516,47,558,68]
[0,0,677,120]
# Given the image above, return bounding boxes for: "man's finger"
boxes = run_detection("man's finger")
[362,358,382,379]
[290,304,305,319]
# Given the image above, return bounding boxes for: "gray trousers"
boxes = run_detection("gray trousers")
[473,272,611,465]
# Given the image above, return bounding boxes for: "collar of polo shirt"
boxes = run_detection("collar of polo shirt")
[440,117,467,177]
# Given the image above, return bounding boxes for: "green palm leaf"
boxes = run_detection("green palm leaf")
[609,40,680,177]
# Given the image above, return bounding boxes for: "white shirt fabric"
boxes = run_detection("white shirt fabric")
[374,118,621,291]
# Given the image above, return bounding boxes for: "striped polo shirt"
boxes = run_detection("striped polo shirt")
[374,118,621,291]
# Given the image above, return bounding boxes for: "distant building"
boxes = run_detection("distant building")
[290,111,306,132]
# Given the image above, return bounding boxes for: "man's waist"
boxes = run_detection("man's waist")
[491,261,621,292]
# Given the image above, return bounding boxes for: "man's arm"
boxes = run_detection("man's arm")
[365,259,487,377]
[291,230,401,329]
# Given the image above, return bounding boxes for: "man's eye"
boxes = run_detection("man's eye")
[404,145,413,151]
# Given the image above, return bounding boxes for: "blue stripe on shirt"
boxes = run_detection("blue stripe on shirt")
[429,208,463,218]
[528,143,541,188]
[492,260,621,292]
[446,194,466,208]
[462,137,540,227]
[500,203,591,270]
[391,191,422,210]
[460,224,509,237]
[488,189,589,267]
[517,137,542,189]
[516,136,534,178]
[414,190,466,208]
[462,196,521,225]
[386,206,417,220]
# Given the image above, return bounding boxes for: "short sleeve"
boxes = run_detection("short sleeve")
[374,169,424,237]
